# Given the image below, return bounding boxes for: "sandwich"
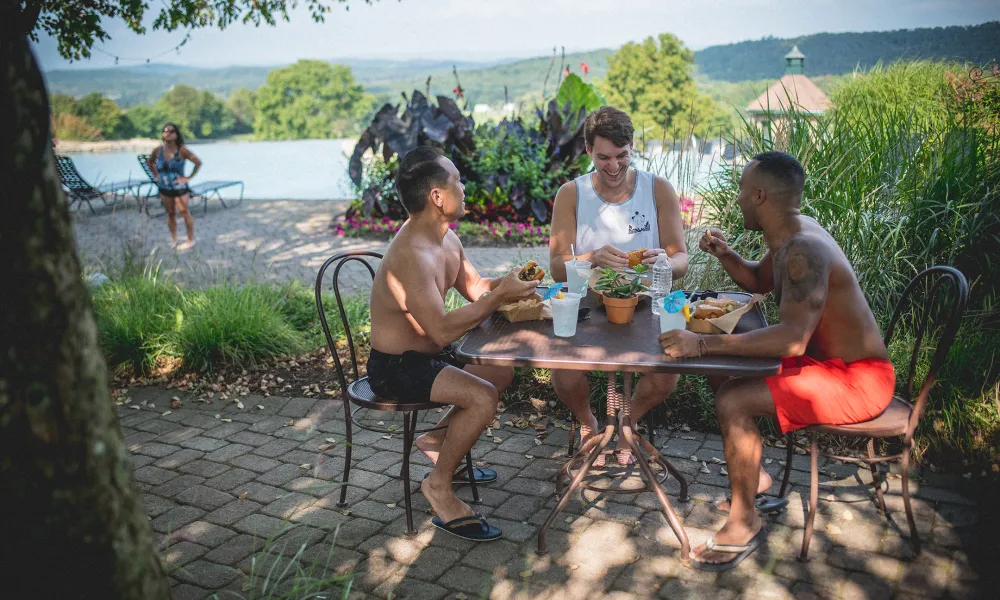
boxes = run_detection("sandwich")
[692,297,744,320]
[518,261,545,282]
[628,248,647,268]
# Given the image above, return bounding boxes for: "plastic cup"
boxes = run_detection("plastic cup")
[551,293,582,337]
[660,304,688,333]
[565,260,592,296]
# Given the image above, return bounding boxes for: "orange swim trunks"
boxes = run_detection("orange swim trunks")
[765,356,895,434]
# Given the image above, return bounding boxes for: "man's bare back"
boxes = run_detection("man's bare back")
[370,223,468,355]
[770,216,887,363]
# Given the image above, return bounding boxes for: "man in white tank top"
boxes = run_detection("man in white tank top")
[548,106,690,465]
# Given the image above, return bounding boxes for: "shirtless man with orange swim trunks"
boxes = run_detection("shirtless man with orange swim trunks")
[658,151,895,571]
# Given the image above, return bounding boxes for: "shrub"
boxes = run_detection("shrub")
[176,285,309,372]
[91,275,182,374]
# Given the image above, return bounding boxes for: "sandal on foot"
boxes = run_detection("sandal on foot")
[592,450,614,468]
[690,529,764,572]
[709,494,788,517]
[431,514,502,542]
[616,448,637,466]
[423,466,497,484]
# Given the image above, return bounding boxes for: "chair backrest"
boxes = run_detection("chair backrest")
[315,251,384,400]
[55,155,96,192]
[137,154,156,182]
[883,266,968,443]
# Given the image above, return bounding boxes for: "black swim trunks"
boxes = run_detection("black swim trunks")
[159,186,192,198]
[366,343,464,404]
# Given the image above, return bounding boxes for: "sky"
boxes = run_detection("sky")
[31,0,1000,71]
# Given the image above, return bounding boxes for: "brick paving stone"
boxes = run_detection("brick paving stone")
[355,451,403,473]
[152,506,206,534]
[169,583,208,600]
[260,492,316,519]
[460,539,521,570]
[501,476,556,498]
[276,449,319,467]
[480,450,533,469]
[288,506,349,531]
[228,431,275,447]
[159,427,206,445]
[175,520,238,548]
[204,534,265,566]
[248,416,291,433]
[152,474,206,498]
[327,517,384,548]
[120,410,160,427]
[279,397,317,418]
[435,565,494,596]
[283,476,339,497]
[404,545,463,582]
[126,453,156,469]
[173,560,242,589]
[175,485,237,511]
[271,425,317,441]
[373,578,448,600]
[179,459,232,478]
[143,494,178,517]
[583,501,646,526]
[236,481,286,504]
[135,419,181,435]
[134,442,182,458]
[124,431,160,448]
[232,514,292,538]
[346,500,405,523]
[134,465,178,485]
[203,421,251,439]
[272,525,330,552]
[660,438,702,459]
[205,500,263,526]
[205,443,254,463]
[517,458,564,481]
[155,449,205,470]
[204,468,258,491]
[182,414,226,429]
[341,469,391,491]
[253,438,301,458]
[493,495,545,521]
[255,463,308,487]
[230,454,283,473]
[162,541,209,568]
[180,436,229,452]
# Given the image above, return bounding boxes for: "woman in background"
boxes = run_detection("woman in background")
[148,123,201,248]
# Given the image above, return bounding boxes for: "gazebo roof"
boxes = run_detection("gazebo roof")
[745,74,832,114]
[784,45,806,60]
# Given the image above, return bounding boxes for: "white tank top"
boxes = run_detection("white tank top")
[575,169,660,254]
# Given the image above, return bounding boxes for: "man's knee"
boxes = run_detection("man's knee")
[714,381,745,423]
[552,369,586,396]
[468,380,499,420]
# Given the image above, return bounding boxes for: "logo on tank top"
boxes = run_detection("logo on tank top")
[628,211,651,235]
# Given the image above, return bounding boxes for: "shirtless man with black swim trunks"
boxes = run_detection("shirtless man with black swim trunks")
[659,152,894,570]
[367,146,538,541]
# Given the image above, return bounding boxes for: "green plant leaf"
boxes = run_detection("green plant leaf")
[557,73,605,115]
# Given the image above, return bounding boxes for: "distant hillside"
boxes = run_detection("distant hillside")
[364,49,612,106]
[42,22,1000,106]
[43,58,496,106]
[694,21,1000,82]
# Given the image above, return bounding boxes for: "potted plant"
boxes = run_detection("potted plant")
[594,265,650,324]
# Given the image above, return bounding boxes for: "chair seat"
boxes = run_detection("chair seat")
[810,396,913,438]
[347,377,439,412]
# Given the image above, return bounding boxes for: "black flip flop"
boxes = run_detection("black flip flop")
[423,466,498,484]
[431,514,502,542]
[709,494,788,517]
[689,528,765,572]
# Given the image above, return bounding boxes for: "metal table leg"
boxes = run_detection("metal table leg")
[538,372,691,562]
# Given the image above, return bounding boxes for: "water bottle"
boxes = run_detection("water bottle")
[650,253,673,316]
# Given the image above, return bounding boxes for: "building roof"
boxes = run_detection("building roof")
[784,45,806,60]
[745,74,832,114]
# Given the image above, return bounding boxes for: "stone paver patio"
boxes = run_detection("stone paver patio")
[73,200,546,293]
[121,388,983,599]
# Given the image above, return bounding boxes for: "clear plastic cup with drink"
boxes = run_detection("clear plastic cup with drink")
[564,260,592,296]
[551,292,583,337]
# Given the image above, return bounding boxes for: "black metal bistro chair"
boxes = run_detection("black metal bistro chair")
[137,154,244,216]
[776,266,968,560]
[315,251,480,534]
[56,155,138,214]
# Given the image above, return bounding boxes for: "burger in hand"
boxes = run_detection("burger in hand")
[518,261,545,282]
[627,248,647,268]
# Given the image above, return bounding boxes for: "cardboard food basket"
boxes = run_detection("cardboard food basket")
[496,295,552,322]
[686,295,765,334]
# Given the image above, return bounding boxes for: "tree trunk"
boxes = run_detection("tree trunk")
[0,36,171,599]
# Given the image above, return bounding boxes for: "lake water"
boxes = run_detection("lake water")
[67,137,731,201]
[68,138,357,200]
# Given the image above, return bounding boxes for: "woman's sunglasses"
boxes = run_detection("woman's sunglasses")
[163,129,177,134]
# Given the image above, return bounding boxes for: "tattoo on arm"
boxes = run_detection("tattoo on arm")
[778,238,830,310]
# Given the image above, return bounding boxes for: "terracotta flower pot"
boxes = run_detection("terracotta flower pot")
[602,295,639,324]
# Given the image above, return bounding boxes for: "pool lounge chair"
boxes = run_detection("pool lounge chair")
[137,154,244,216]
[56,155,141,214]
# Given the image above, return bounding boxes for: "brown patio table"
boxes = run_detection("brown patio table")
[454,289,780,560]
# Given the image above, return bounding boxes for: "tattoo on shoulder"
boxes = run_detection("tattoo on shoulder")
[777,238,830,309]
